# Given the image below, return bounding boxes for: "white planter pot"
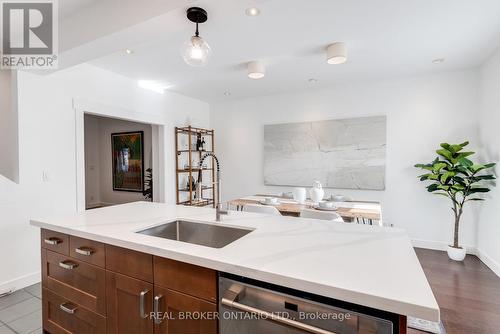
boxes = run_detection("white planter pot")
[447,245,466,261]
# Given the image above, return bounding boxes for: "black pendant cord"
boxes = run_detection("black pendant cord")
[195,22,199,37]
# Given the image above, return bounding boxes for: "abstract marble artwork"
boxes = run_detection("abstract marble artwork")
[264,116,386,190]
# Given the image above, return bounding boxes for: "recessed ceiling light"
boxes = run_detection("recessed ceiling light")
[245,7,260,16]
[247,61,265,79]
[326,42,347,65]
[308,78,318,83]
[125,49,133,54]
[432,58,445,64]
[224,91,231,96]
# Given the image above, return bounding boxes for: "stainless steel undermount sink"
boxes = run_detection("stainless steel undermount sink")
[136,220,254,249]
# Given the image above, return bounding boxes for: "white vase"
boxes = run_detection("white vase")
[309,181,325,203]
[447,245,466,261]
[293,188,306,204]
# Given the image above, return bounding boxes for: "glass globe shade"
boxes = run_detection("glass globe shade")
[182,36,211,66]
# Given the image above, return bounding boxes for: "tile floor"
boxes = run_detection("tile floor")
[0,283,42,334]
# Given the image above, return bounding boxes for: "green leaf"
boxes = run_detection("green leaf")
[459,141,469,148]
[440,171,455,184]
[434,192,450,198]
[470,164,487,173]
[450,144,464,153]
[457,152,475,160]
[433,162,448,173]
[468,187,491,194]
[474,175,496,181]
[437,185,451,191]
[440,143,451,150]
[458,158,473,167]
[415,163,433,171]
[418,174,431,181]
[427,184,439,192]
[436,149,453,161]
[484,163,496,169]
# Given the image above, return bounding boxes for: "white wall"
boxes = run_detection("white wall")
[0,70,19,183]
[211,70,480,249]
[0,64,209,292]
[84,115,154,207]
[477,47,500,276]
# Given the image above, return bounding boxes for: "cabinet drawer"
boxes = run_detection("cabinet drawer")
[70,236,105,267]
[42,250,106,315]
[43,288,106,334]
[154,286,217,334]
[154,257,217,302]
[41,229,69,255]
[106,245,153,282]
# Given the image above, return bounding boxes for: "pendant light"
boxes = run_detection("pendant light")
[181,7,211,66]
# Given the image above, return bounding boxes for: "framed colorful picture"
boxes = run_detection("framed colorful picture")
[111,131,144,192]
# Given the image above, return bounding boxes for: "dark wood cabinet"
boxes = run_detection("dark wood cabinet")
[42,249,106,315]
[106,271,154,334]
[43,288,106,334]
[154,257,217,303]
[153,286,217,334]
[41,229,218,334]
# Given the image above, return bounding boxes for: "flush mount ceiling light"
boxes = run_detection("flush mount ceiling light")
[326,42,347,64]
[432,58,445,64]
[247,61,265,79]
[125,49,133,54]
[181,7,211,67]
[245,7,260,16]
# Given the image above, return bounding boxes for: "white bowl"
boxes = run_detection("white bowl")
[264,197,278,205]
[318,201,334,208]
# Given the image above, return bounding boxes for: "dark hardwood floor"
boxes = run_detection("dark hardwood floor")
[408,248,500,334]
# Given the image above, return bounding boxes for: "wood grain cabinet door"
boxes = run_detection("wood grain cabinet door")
[106,271,154,334]
[153,285,217,334]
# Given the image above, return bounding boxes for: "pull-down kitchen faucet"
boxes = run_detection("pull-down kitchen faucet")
[197,153,227,221]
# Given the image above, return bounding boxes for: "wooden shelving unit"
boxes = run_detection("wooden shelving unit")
[175,126,216,207]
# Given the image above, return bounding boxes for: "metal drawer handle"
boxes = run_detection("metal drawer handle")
[221,290,337,334]
[44,238,61,245]
[59,260,78,270]
[153,294,163,324]
[139,289,150,319]
[59,302,78,314]
[75,247,94,256]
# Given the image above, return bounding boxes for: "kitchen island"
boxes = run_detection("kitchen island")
[30,201,439,334]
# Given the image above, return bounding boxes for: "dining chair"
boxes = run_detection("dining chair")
[300,209,344,222]
[243,204,282,216]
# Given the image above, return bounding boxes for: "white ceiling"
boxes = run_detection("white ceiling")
[88,0,500,103]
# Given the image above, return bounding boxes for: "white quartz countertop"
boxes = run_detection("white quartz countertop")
[30,202,439,321]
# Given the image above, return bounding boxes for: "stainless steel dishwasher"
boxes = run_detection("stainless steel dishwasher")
[219,274,402,334]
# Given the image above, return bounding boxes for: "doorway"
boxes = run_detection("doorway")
[83,114,156,209]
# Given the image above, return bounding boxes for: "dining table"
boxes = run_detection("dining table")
[228,195,383,225]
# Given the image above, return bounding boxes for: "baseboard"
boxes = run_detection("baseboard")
[412,239,500,278]
[0,271,41,295]
[411,239,477,254]
[475,248,500,277]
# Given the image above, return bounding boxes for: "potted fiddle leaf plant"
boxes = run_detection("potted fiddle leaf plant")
[415,141,496,261]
